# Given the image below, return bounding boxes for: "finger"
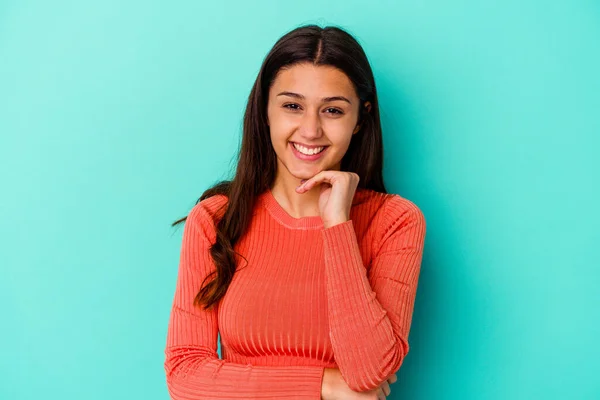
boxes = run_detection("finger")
[296,170,335,192]
[301,170,357,192]
[380,380,391,396]
[387,373,397,384]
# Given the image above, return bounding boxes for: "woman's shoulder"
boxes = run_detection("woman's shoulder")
[376,192,426,241]
[383,192,424,218]
[355,188,420,209]
[187,193,229,232]
[357,188,426,229]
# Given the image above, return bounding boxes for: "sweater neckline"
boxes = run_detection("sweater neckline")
[259,187,368,230]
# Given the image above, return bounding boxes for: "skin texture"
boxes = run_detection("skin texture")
[267,63,395,397]
[266,62,371,225]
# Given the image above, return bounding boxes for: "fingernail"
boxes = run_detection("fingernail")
[300,179,306,184]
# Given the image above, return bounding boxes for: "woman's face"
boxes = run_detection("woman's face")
[266,62,369,183]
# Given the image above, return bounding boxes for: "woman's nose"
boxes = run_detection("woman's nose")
[299,109,323,139]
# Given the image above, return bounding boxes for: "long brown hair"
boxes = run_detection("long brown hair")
[172,24,387,311]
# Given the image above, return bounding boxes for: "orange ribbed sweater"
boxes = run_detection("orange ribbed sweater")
[164,187,426,399]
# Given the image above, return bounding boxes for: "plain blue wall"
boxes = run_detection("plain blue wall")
[1,1,598,399]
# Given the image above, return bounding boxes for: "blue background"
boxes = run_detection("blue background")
[1,1,598,399]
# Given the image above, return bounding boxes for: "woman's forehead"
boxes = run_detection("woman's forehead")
[270,64,356,102]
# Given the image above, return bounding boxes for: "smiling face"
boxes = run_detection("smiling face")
[266,62,369,185]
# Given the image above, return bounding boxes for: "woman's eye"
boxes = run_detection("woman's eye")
[282,104,343,115]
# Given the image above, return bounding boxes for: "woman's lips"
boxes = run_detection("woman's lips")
[289,142,328,161]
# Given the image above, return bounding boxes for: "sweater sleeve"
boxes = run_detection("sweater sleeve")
[164,202,325,400]
[320,195,426,392]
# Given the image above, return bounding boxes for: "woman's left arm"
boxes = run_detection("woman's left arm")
[320,195,426,392]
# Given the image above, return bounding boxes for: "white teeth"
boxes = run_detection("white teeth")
[292,143,325,155]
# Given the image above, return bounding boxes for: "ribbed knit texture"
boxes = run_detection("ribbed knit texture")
[164,187,426,399]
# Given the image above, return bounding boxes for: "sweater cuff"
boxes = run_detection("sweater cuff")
[321,219,355,243]
[321,219,365,272]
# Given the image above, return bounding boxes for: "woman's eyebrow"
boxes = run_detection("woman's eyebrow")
[276,91,352,105]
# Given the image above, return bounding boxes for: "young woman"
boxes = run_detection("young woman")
[164,24,427,400]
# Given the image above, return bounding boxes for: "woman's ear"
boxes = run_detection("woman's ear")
[353,101,371,134]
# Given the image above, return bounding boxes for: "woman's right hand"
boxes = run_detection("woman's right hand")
[320,367,398,400]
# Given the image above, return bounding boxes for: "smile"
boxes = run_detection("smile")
[289,142,329,161]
